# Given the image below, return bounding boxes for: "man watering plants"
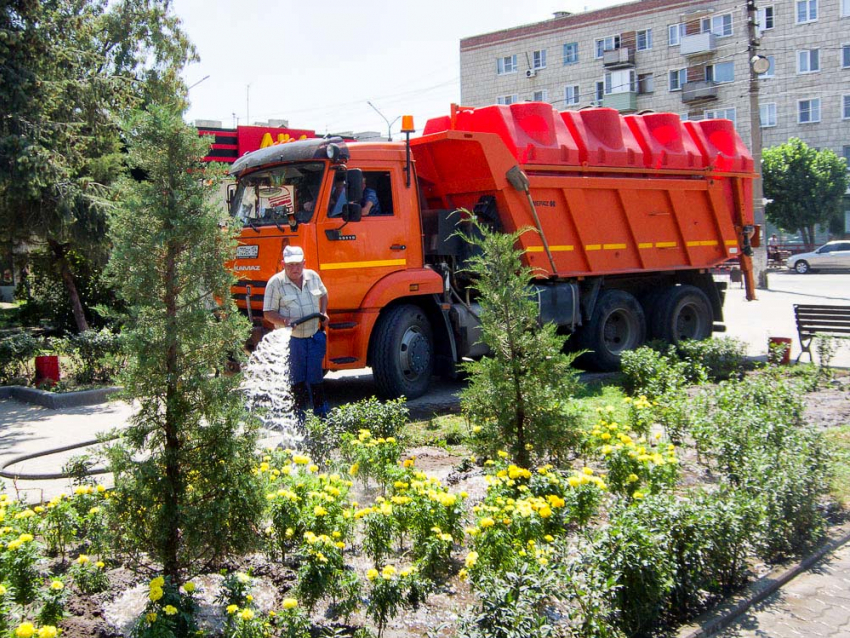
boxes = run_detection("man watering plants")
[263,245,330,420]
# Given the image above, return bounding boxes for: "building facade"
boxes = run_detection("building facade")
[460,0,850,236]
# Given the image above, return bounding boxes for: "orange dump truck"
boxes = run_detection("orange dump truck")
[228,104,756,399]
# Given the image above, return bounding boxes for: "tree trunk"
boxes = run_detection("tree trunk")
[48,240,89,333]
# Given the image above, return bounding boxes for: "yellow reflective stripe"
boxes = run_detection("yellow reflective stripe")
[725,240,738,246]
[603,243,627,250]
[686,240,719,247]
[585,244,601,251]
[527,245,574,252]
[319,259,406,271]
[655,242,677,248]
[638,243,653,249]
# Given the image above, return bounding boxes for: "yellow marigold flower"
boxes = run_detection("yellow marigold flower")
[96,561,105,569]
[37,627,58,638]
[567,476,580,488]
[544,534,555,542]
[237,572,250,584]
[308,464,318,473]
[34,506,44,513]
[458,568,468,581]
[403,458,415,468]
[381,565,397,579]
[497,450,509,459]
[15,509,35,519]
[246,595,254,602]
[366,568,379,581]
[538,557,549,566]
[632,491,645,500]
[149,586,164,602]
[226,604,239,614]
[282,597,298,609]
[77,554,90,565]
[96,484,106,493]
[440,533,453,542]
[4,539,20,551]
[146,612,157,624]
[314,506,327,517]
[479,517,495,528]
[538,506,553,518]
[50,580,64,591]
[19,533,33,542]
[484,459,495,466]
[240,608,254,621]
[150,576,165,588]
[627,473,639,483]
[0,584,6,596]
[601,432,612,441]
[471,426,482,434]
[292,455,310,465]
[183,581,196,593]
[502,518,512,526]
[14,622,35,638]
[163,605,178,616]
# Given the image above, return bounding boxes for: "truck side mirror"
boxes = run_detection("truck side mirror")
[343,203,362,223]
[226,183,237,208]
[347,168,364,204]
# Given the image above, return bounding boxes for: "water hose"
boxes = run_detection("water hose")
[0,435,120,481]
[290,312,326,328]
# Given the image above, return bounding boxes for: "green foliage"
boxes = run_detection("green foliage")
[0,331,41,384]
[458,219,583,466]
[1,530,41,604]
[70,556,108,594]
[295,533,359,616]
[37,578,67,626]
[342,431,401,490]
[50,327,124,384]
[217,571,254,609]
[104,106,263,580]
[365,566,426,638]
[674,337,747,381]
[762,138,849,248]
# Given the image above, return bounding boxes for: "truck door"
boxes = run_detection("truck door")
[316,169,410,310]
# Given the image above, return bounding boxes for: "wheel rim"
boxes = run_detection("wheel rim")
[795,261,808,274]
[601,309,639,355]
[399,325,430,382]
[675,302,706,341]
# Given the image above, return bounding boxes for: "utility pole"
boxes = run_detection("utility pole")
[367,101,401,142]
[747,0,768,288]
[246,84,252,126]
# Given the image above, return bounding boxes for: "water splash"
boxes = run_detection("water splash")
[241,328,303,449]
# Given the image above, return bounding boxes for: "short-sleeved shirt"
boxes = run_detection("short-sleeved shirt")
[362,188,382,215]
[263,269,328,338]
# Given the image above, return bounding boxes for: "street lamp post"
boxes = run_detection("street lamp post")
[367,101,401,142]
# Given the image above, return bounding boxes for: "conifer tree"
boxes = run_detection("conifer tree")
[106,105,263,581]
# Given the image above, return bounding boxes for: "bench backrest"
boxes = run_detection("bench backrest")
[794,304,850,338]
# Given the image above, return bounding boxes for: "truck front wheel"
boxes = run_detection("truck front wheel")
[651,285,712,343]
[370,304,434,400]
[578,290,646,371]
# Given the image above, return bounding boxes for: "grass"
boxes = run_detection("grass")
[405,413,468,450]
[825,425,850,508]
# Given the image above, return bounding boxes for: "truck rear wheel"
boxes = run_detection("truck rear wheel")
[652,285,712,343]
[578,290,646,371]
[370,304,434,400]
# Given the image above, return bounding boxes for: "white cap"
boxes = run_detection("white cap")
[283,245,305,264]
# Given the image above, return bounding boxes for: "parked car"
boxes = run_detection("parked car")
[787,241,850,274]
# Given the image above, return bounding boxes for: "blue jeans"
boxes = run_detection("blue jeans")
[289,331,328,418]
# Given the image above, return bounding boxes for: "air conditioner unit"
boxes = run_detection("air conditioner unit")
[526,69,537,78]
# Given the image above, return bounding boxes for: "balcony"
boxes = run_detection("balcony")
[602,91,637,112]
[681,80,718,104]
[603,47,635,68]
[680,32,717,56]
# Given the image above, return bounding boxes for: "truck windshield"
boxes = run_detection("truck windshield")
[231,162,325,227]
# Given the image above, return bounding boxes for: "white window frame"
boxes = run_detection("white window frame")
[843,95,850,120]
[532,49,547,70]
[532,89,548,103]
[706,61,735,84]
[595,34,621,58]
[701,14,733,37]
[636,29,652,51]
[842,44,850,69]
[760,102,777,127]
[563,42,579,65]
[796,0,817,23]
[705,107,737,126]
[564,85,580,106]
[668,23,686,46]
[638,73,654,94]
[798,98,821,123]
[497,94,518,105]
[605,69,636,95]
[797,49,820,74]
[497,55,517,75]
[757,6,775,33]
[594,81,604,105]
[669,68,687,91]
[759,55,776,78]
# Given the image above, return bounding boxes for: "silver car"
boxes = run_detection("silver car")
[787,241,850,274]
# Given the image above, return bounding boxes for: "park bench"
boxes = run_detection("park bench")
[793,304,850,362]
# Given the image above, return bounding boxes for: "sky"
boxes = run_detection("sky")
[174,0,623,136]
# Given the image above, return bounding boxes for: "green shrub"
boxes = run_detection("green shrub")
[0,332,41,383]
[675,337,747,381]
[620,347,703,400]
[51,328,124,384]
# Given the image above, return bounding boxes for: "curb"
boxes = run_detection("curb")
[677,522,850,638]
[0,385,122,409]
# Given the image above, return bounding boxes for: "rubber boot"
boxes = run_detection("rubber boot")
[291,382,310,425]
[310,382,330,419]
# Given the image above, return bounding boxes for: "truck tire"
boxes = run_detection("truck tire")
[652,285,712,344]
[370,304,434,400]
[577,290,646,371]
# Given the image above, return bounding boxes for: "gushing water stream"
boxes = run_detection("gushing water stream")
[241,328,303,449]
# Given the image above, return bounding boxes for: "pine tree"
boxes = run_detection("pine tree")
[105,105,263,580]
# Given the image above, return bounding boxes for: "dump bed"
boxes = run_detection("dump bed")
[413,104,754,279]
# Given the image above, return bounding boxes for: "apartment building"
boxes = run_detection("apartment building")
[460,0,850,234]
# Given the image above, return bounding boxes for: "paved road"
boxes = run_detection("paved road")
[714,540,850,638]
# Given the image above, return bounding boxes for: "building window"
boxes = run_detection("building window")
[842,45,850,68]
[759,55,776,78]
[533,90,548,103]
[594,81,604,105]
[668,23,685,46]
[638,73,654,94]
[497,55,517,75]
[705,107,736,126]
[533,49,547,70]
[563,42,578,65]
[798,98,821,123]
[843,95,850,119]
[605,70,635,94]
[757,6,775,33]
[796,0,817,23]
[701,14,733,37]
[760,103,777,127]
[564,85,580,106]
[669,68,687,91]
[797,49,820,73]
[706,62,735,83]
[636,29,652,51]
[595,35,621,58]
[843,0,850,17]
[497,94,518,105]
[843,146,850,171]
